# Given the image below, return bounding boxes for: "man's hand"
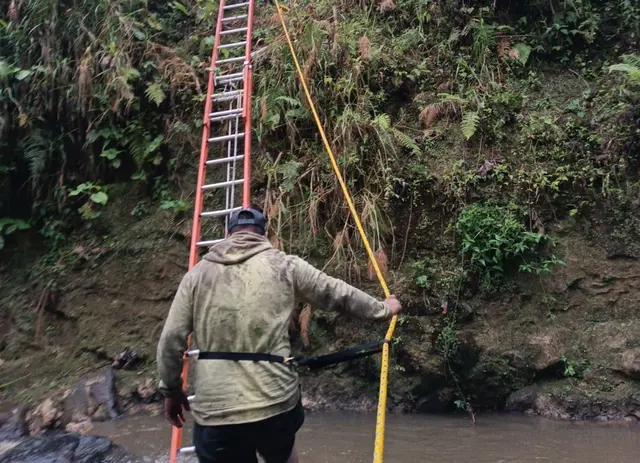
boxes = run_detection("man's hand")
[384,295,403,316]
[164,390,191,428]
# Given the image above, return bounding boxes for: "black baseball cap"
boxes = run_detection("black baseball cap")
[227,207,267,234]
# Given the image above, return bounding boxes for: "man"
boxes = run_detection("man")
[157,207,402,463]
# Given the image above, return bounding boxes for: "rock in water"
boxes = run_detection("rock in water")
[1,432,133,463]
[2,431,78,463]
[0,406,28,440]
[73,436,112,463]
[63,368,120,424]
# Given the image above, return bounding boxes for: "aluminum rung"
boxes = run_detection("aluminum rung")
[212,91,244,103]
[216,73,244,85]
[186,349,200,357]
[215,75,243,85]
[209,108,244,122]
[180,447,196,454]
[218,40,247,50]
[220,26,248,36]
[223,2,249,10]
[222,14,247,22]
[216,56,246,65]
[206,154,244,166]
[201,206,242,218]
[208,132,245,143]
[196,239,225,247]
[202,178,244,190]
[210,107,243,117]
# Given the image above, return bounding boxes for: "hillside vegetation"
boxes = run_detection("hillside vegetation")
[1,0,640,418]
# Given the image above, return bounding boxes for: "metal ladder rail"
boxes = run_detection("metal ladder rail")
[168,0,255,461]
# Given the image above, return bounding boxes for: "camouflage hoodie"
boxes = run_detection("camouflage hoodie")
[156,231,392,425]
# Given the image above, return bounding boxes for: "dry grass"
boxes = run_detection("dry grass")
[419,99,462,128]
[8,0,20,23]
[368,248,389,281]
[358,36,372,61]
[77,48,93,116]
[299,304,312,347]
[379,0,396,12]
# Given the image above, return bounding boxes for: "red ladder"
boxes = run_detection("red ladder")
[169,0,256,461]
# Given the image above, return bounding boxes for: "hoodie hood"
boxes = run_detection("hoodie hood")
[203,232,273,265]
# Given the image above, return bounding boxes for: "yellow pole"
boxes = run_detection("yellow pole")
[274,3,398,461]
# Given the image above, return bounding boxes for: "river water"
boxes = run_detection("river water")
[91,411,640,462]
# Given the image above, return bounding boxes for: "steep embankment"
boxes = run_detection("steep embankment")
[1,0,640,422]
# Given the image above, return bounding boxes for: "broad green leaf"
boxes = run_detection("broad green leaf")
[90,191,108,205]
[15,69,33,81]
[510,43,532,66]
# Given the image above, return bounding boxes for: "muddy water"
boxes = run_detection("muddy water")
[92,412,640,463]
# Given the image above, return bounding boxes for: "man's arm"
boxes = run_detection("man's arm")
[290,256,397,320]
[157,272,194,397]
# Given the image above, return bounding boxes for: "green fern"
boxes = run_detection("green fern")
[609,54,640,82]
[145,82,165,106]
[461,111,480,140]
[372,113,391,130]
[19,129,49,182]
[392,128,421,155]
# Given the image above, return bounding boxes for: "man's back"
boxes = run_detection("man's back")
[157,231,393,427]
[187,232,300,425]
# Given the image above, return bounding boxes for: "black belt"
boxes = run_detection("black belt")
[196,340,388,371]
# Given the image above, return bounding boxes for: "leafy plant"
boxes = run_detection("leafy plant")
[455,203,561,285]
[0,218,30,250]
[69,183,109,220]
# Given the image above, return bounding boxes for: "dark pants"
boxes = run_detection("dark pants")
[193,399,305,463]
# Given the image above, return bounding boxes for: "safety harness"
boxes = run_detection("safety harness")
[196,339,389,370]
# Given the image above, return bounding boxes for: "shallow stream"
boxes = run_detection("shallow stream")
[91,411,640,462]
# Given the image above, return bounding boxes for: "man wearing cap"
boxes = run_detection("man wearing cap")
[156,206,403,463]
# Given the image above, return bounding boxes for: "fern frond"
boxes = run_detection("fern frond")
[20,129,49,182]
[145,83,165,106]
[609,63,640,82]
[461,111,480,140]
[373,113,391,129]
[392,128,421,155]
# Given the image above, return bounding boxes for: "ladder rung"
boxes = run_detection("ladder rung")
[210,108,243,117]
[196,239,225,247]
[218,40,247,50]
[223,2,249,10]
[206,154,244,166]
[220,26,248,36]
[216,56,246,65]
[180,447,196,454]
[209,108,244,122]
[186,349,200,357]
[208,132,245,143]
[201,207,242,218]
[213,91,244,103]
[221,14,247,23]
[202,179,244,190]
[216,75,244,85]
[216,73,244,86]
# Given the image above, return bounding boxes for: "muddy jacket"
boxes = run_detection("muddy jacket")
[156,232,391,426]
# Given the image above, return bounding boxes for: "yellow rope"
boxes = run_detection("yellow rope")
[274,2,398,462]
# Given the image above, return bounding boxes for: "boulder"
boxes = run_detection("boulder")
[505,385,570,419]
[416,388,454,413]
[1,432,131,463]
[62,368,119,425]
[618,348,640,380]
[28,398,63,435]
[525,333,564,372]
[73,436,112,463]
[0,405,28,440]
